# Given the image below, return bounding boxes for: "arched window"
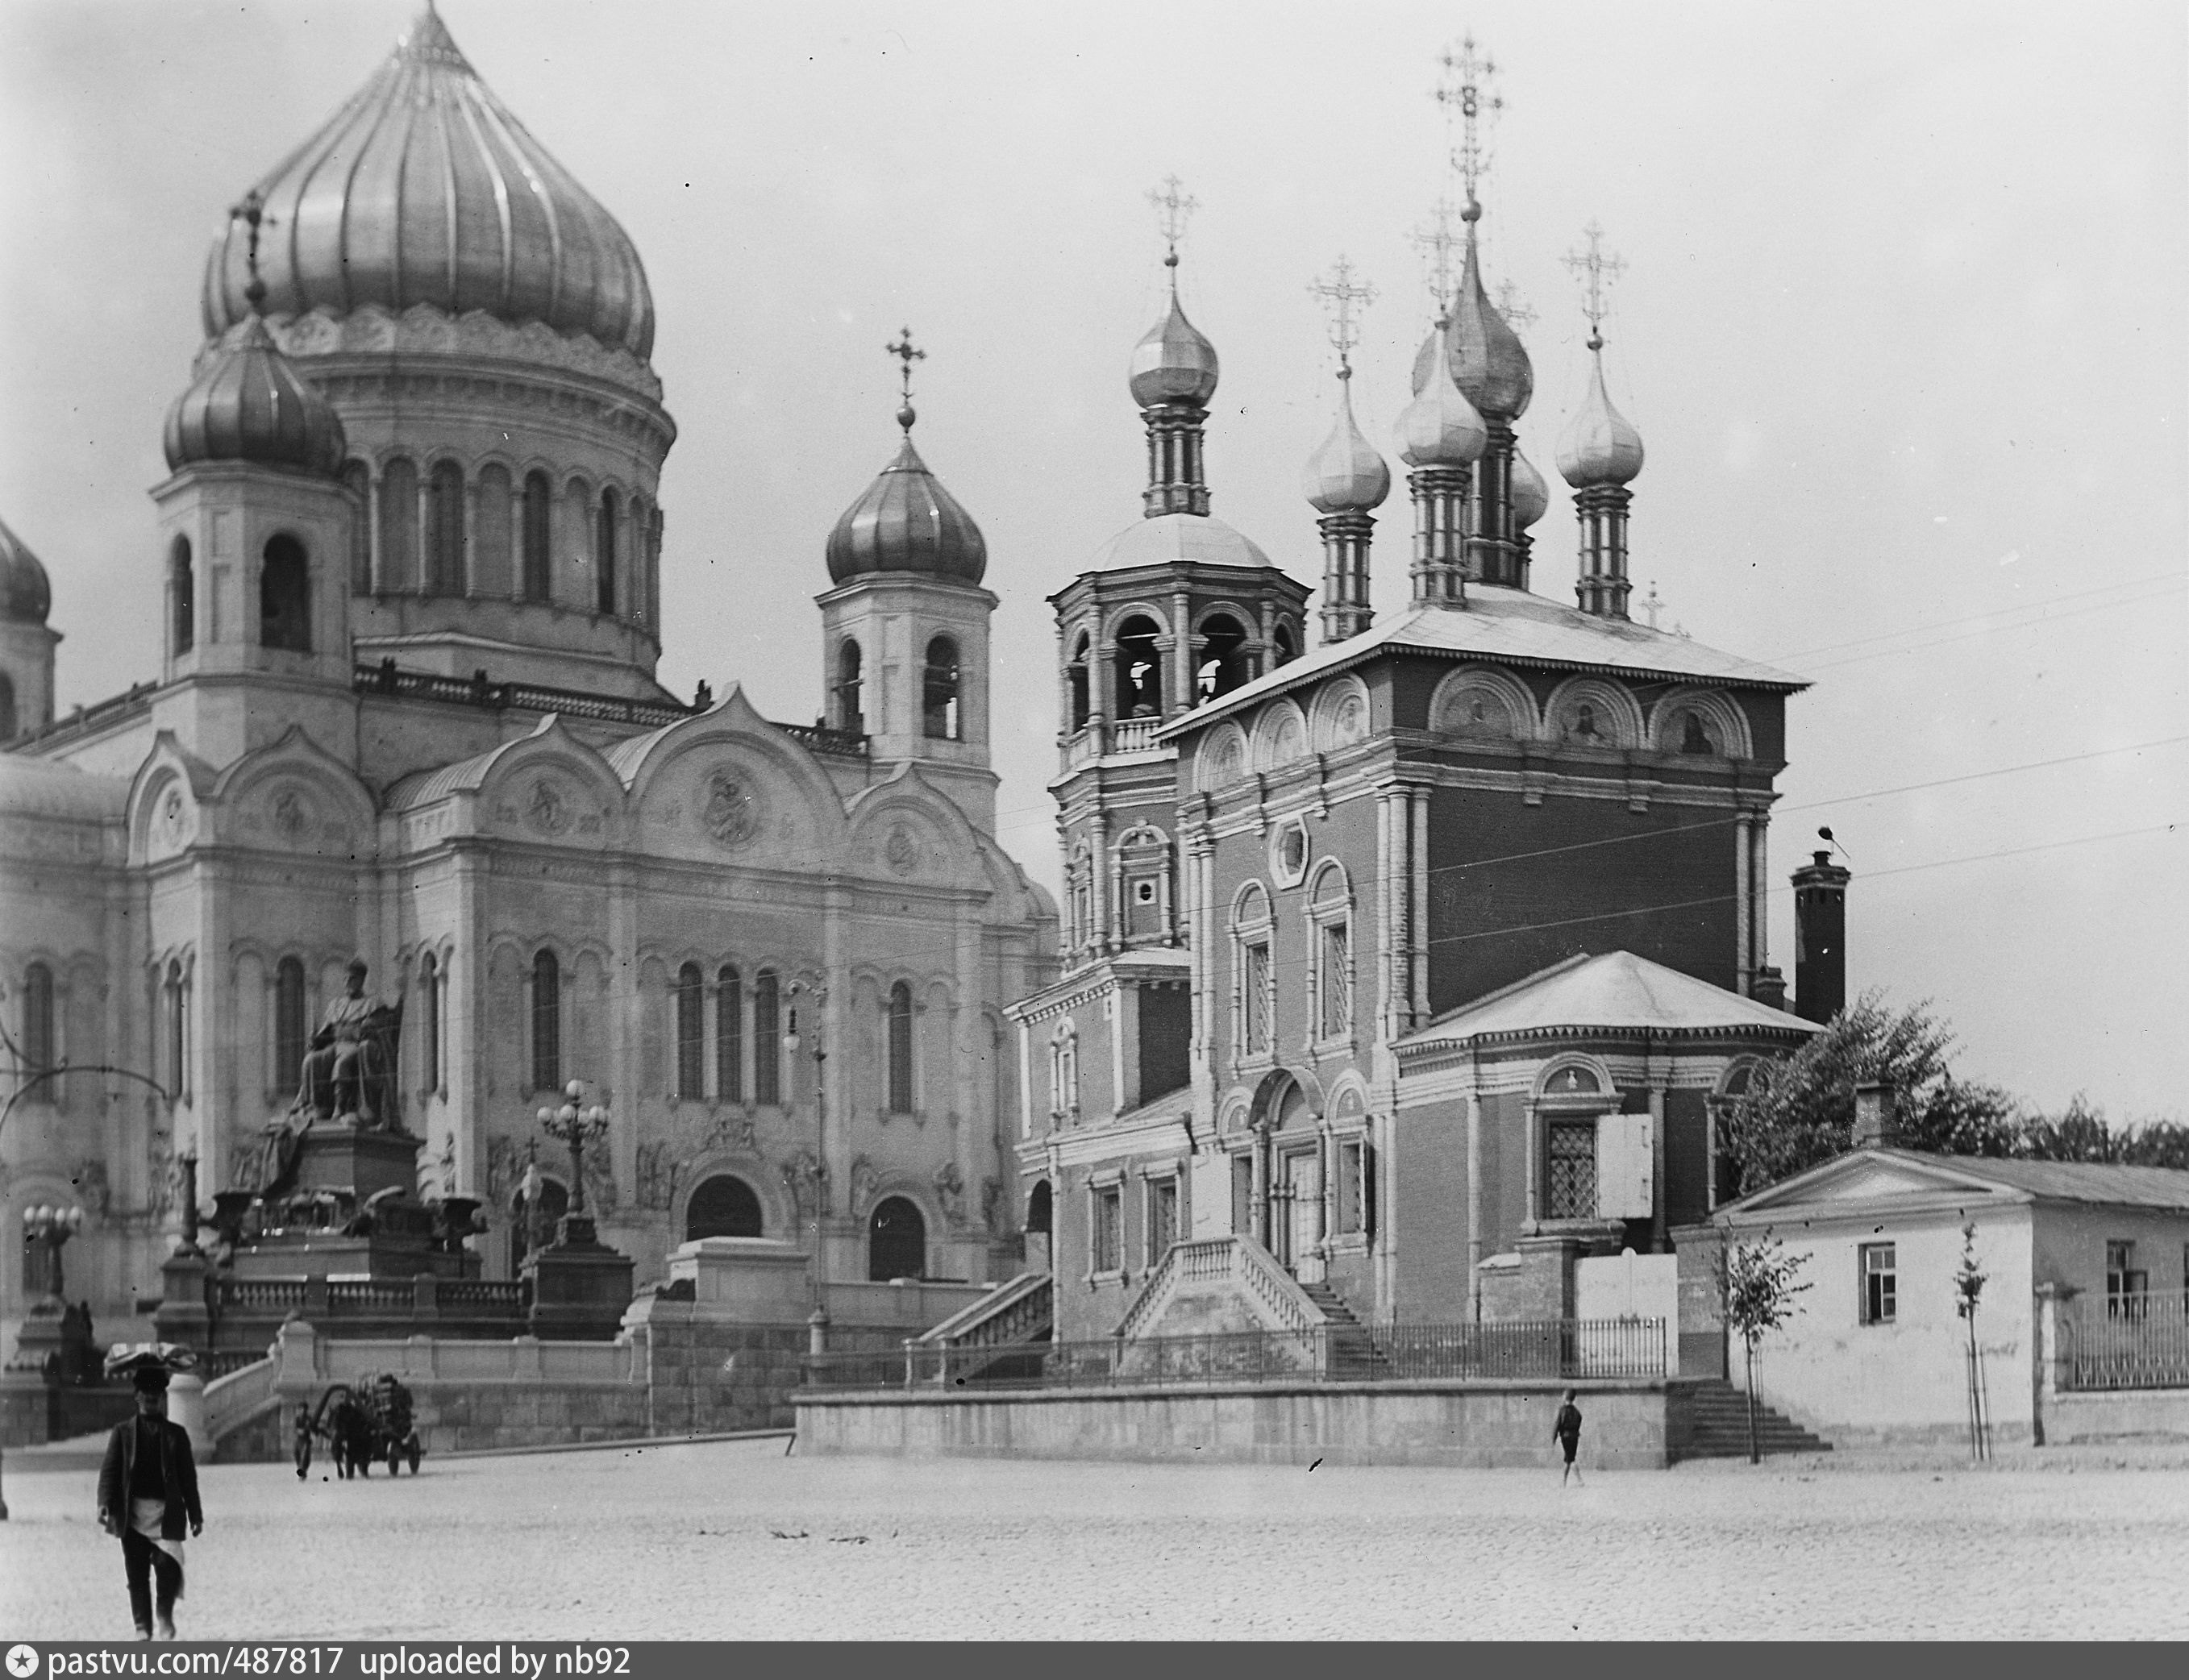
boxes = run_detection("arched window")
[596,488,618,614]
[418,952,442,1095]
[1067,632,1091,730]
[645,506,664,626]
[164,959,189,1103]
[752,969,780,1106]
[260,534,311,652]
[1273,621,1298,667]
[868,1196,926,1282]
[0,674,15,742]
[1026,1179,1053,1236]
[472,464,511,597]
[564,478,593,604]
[341,462,372,592]
[273,956,307,1100]
[378,456,418,591]
[531,950,560,1093]
[510,1174,567,1272]
[1114,615,1163,718]
[21,961,56,1073]
[922,634,961,741]
[428,460,465,593]
[715,965,743,1102]
[674,961,705,1099]
[521,471,552,602]
[886,981,914,1113]
[834,640,864,732]
[170,536,195,655]
[686,1174,764,1241]
[1196,614,1251,702]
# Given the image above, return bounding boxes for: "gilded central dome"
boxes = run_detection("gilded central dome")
[199,7,654,360]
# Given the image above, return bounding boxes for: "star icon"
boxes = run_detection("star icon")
[7,1645,41,1678]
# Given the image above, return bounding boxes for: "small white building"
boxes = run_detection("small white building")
[1708,1148,2189,1445]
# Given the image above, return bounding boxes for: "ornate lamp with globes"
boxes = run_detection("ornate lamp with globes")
[521,1077,635,1340]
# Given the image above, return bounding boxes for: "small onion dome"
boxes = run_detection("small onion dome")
[163,317,347,476]
[1128,277,1220,409]
[1413,218,1534,422]
[1301,373,1391,514]
[1396,322,1488,468]
[201,6,654,360]
[1556,342,1646,488]
[1509,445,1550,530]
[0,514,52,626]
[825,429,987,585]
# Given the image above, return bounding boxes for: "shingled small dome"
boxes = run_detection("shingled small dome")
[1396,322,1488,469]
[1510,445,1550,529]
[1557,346,1646,489]
[826,432,987,585]
[0,515,52,626]
[164,317,347,476]
[200,6,655,361]
[1302,376,1391,514]
[1128,288,1221,410]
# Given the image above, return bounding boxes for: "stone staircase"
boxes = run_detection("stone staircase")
[1298,1282,1389,1379]
[1675,1379,1833,1460]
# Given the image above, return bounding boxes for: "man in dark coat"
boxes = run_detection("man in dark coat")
[96,1366,203,1640]
[1553,1387,1584,1488]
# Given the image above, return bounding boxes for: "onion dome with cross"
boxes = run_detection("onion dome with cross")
[826,330,988,586]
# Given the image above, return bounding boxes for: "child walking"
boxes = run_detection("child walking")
[1554,1387,1584,1487]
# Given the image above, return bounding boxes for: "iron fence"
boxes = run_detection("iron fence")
[802,1318,1664,1393]
[2064,1288,2189,1391]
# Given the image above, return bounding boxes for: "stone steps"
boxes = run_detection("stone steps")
[1677,1379,1833,1459]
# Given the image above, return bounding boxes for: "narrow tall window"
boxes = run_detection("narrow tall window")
[715,965,743,1102]
[164,960,189,1103]
[1546,1121,1597,1220]
[1067,633,1091,730]
[834,639,864,732]
[1196,614,1250,701]
[752,970,780,1106]
[521,472,552,602]
[564,479,592,605]
[418,952,442,1095]
[171,537,195,654]
[675,961,705,1099]
[1114,615,1163,718]
[260,534,311,652]
[1272,622,1298,667]
[273,956,307,1100]
[1319,920,1350,1039]
[2107,1241,2149,1321]
[1242,940,1271,1055]
[1147,1175,1178,1267]
[0,674,14,742]
[1859,1242,1897,1324]
[378,456,418,591]
[884,981,915,1113]
[428,460,465,593]
[1337,1139,1370,1237]
[531,950,560,1093]
[922,634,961,741]
[342,462,372,591]
[21,962,56,1074]
[1092,1183,1122,1274]
[596,488,618,614]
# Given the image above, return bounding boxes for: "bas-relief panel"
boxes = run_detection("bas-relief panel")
[635,746,827,869]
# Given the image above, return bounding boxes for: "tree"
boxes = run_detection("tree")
[1723,1233,1812,1464]
[1954,1222,1991,1461]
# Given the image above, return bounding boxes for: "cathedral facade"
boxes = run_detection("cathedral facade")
[0,12,1055,1358]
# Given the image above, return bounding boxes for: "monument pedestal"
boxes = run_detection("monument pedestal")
[523,1214,635,1341]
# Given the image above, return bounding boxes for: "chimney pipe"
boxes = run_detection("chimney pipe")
[1853,1079,1900,1150]
[1792,849,1852,1024]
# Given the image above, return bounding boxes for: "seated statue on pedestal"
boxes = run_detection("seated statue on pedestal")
[298,958,405,1131]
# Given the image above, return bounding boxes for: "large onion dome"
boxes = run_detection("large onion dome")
[1413,214,1533,423]
[826,424,987,586]
[163,317,347,476]
[1396,322,1488,469]
[1510,445,1550,530]
[200,6,654,360]
[1302,374,1391,513]
[1556,340,1646,488]
[1128,270,1221,409]
[0,515,52,626]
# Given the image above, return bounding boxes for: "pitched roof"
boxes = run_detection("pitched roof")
[1719,1147,2189,1217]
[1922,1156,2189,1210]
[1155,587,1807,741]
[1396,950,1818,1055]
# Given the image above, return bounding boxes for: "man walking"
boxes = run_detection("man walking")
[1554,1387,1584,1487]
[97,1364,203,1639]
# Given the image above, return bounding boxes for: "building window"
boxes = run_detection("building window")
[1091,1183,1122,1275]
[378,456,419,591]
[0,673,13,742]
[1195,614,1250,702]
[1242,939,1271,1056]
[473,464,512,597]
[1114,615,1163,718]
[1318,920,1350,1039]
[20,960,56,1077]
[428,461,465,594]
[922,634,961,741]
[530,950,560,1093]
[1231,1152,1253,1237]
[596,488,618,614]
[163,959,190,1104]
[259,534,312,652]
[715,965,743,1102]
[1336,1138,1371,1237]
[521,471,552,602]
[2107,1241,2148,1321]
[886,981,914,1113]
[418,952,442,1095]
[674,962,705,1100]
[752,970,780,1106]
[170,536,195,654]
[1048,1021,1078,1123]
[1067,633,1090,731]
[834,639,864,732]
[342,462,372,591]
[1272,621,1297,666]
[869,1196,926,1282]
[1147,1175,1179,1267]
[1860,1242,1897,1325]
[1546,1120,1596,1220]
[686,1174,763,1241]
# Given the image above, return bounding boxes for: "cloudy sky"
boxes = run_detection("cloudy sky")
[2,0,2183,1118]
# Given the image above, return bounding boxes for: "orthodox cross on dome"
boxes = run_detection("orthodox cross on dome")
[1494,278,1537,331]
[1147,174,1200,272]
[1409,194,1463,320]
[1434,34,1504,211]
[1563,221,1627,349]
[1307,256,1375,376]
[228,188,277,312]
[884,327,926,430]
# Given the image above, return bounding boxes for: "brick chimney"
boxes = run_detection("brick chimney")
[1853,1079,1900,1150]
[1792,850,1853,1024]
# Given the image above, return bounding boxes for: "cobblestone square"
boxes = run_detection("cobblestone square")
[6,1439,2188,1640]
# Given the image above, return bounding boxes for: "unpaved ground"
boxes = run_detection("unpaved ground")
[6,1438,2186,1640]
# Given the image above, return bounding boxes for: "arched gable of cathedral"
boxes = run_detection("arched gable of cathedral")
[208,726,378,861]
[844,762,991,894]
[1428,664,1540,745]
[125,733,219,867]
[1645,685,1754,761]
[466,717,626,850]
[616,683,850,870]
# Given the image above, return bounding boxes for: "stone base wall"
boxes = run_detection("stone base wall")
[0,1375,136,1448]
[797,1379,1679,1470]
[2041,1387,2189,1443]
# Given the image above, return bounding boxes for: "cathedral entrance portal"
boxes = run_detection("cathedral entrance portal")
[1273,1150,1322,1282]
[686,1174,764,1241]
[868,1196,926,1282]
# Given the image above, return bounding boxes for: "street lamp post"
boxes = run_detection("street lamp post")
[535,1078,609,1244]
[784,982,829,1337]
[20,1204,85,1303]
